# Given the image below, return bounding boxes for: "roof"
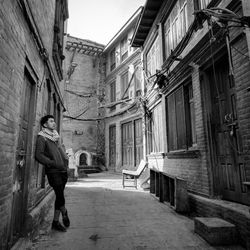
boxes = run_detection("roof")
[65,35,104,56]
[131,0,164,47]
[103,6,143,52]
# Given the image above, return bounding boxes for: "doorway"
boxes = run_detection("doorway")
[205,56,248,204]
[109,125,116,170]
[10,72,35,245]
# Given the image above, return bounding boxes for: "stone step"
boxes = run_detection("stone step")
[194,217,238,246]
[78,166,101,175]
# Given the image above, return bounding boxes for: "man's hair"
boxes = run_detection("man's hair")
[40,115,54,127]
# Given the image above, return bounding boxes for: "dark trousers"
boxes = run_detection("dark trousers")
[47,172,68,210]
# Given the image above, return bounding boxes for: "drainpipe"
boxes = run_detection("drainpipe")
[140,48,147,161]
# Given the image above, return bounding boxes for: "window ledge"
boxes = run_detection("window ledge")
[166,150,200,159]
[147,152,165,159]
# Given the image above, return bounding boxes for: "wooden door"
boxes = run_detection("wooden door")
[208,58,248,204]
[122,121,133,167]
[11,75,34,244]
[134,119,143,167]
[109,125,116,170]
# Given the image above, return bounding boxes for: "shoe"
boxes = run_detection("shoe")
[52,221,66,232]
[62,209,70,227]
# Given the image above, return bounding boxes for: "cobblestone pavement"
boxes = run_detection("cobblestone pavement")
[23,172,245,250]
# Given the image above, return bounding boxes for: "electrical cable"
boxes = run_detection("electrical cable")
[231,44,250,60]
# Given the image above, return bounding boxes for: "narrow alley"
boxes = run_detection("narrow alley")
[1,0,250,249]
[14,173,244,250]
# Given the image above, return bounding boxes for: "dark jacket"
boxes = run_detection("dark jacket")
[35,135,68,174]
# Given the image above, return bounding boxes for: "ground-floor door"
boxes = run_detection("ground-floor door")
[10,73,35,245]
[109,125,116,170]
[206,55,249,205]
[122,118,143,168]
[134,119,143,166]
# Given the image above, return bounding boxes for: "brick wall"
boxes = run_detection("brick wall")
[232,35,250,180]
[62,36,105,156]
[0,0,66,248]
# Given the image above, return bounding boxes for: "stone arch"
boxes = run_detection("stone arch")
[75,150,92,166]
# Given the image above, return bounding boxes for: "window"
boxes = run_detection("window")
[110,81,116,111]
[164,1,188,60]
[194,0,212,10]
[53,0,68,80]
[172,17,179,48]
[164,19,172,58]
[121,71,129,99]
[146,36,160,77]
[120,36,128,61]
[188,85,197,145]
[180,3,188,39]
[57,104,61,131]
[110,49,116,71]
[167,83,196,151]
[134,64,142,97]
[147,104,164,153]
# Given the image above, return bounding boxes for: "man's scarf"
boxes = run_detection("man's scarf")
[38,128,60,142]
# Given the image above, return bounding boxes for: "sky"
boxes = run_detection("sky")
[67,0,146,45]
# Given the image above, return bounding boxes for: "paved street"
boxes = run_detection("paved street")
[26,172,244,250]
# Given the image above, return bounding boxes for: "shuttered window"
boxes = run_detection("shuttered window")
[167,83,196,151]
[146,36,160,77]
[120,36,128,61]
[110,49,116,71]
[146,104,164,153]
[167,87,186,150]
[134,64,142,97]
[121,71,129,99]
[194,0,212,10]
[164,1,188,60]
[110,81,116,111]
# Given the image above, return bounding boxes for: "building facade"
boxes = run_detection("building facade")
[132,0,250,246]
[103,8,144,172]
[0,0,68,248]
[62,35,105,171]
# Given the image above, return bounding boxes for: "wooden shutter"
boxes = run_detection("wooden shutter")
[134,119,143,166]
[122,122,133,166]
[193,0,200,10]
[167,93,177,150]
[175,87,186,149]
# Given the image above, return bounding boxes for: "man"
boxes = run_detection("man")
[35,115,70,232]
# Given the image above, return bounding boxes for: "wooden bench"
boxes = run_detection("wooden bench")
[122,160,148,189]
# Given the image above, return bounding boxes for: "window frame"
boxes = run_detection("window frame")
[121,71,129,99]
[110,80,116,111]
[146,36,160,77]
[147,103,164,154]
[110,49,116,71]
[134,64,142,97]
[120,36,128,62]
[166,82,196,152]
[164,1,188,61]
